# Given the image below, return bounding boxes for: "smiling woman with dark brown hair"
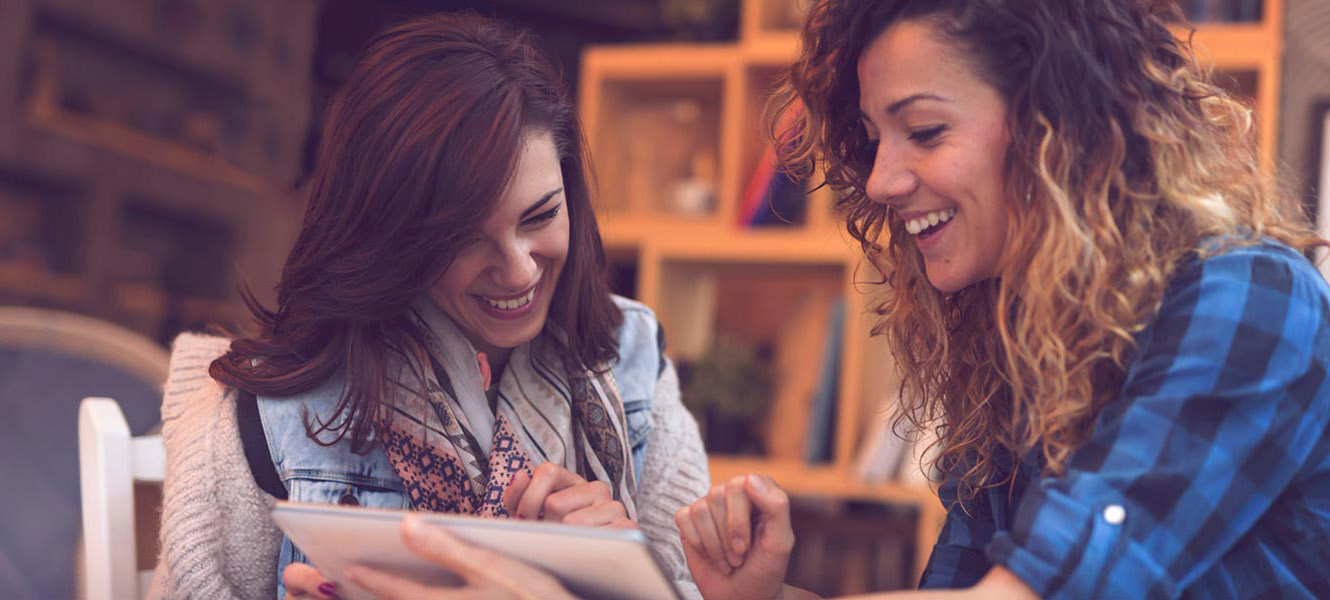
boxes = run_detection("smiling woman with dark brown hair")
[146,12,710,600]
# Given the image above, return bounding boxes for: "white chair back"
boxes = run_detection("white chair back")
[79,397,165,600]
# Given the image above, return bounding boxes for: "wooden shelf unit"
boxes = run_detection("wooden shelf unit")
[0,0,314,346]
[580,0,1283,587]
[1172,0,1283,169]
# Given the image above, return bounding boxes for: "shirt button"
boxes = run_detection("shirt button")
[338,492,360,506]
[1103,504,1126,525]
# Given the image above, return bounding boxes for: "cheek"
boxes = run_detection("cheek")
[436,259,482,298]
[539,220,571,263]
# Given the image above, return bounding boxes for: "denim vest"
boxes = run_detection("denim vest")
[259,296,663,597]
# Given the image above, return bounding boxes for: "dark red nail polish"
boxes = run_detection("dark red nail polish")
[318,582,337,596]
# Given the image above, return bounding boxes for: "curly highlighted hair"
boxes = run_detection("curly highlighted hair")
[775,0,1326,503]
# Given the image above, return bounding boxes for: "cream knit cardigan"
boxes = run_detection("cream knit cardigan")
[147,333,710,599]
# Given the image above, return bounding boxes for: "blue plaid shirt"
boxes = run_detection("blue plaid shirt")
[919,239,1330,598]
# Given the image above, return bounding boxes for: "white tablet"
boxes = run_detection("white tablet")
[271,501,683,600]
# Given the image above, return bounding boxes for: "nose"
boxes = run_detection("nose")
[864,140,918,205]
[488,236,540,291]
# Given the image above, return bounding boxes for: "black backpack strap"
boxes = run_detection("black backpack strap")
[656,318,668,377]
[236,389,288,500]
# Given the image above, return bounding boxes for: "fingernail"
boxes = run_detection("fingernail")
[404,516,426,538]
[748,474,769,492]
[318,582,337,596]
[733,537,747,554]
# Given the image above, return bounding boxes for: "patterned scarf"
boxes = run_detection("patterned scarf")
[378,297,637,519]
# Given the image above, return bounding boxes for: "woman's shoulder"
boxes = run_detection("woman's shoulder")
[1145,237,1330,356]
[1173,237,1329,307]
[608,295,667,399]
[162,332,232,420]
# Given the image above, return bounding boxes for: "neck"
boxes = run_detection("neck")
[483,346,513,380]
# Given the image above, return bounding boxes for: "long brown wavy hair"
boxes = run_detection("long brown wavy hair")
[776,0,1325,503]
[210,13,621,453]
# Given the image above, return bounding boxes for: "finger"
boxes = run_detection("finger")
[706,485,742,569]
[745,475,795,555]
[281,563,337,599]
[542,481,612,522]
[725,476,753,560]
[562,500,628,527]
[675,506,729,576]
[398,516,492,580]
[689,497,733,573]
[516,462,584,520]
[679,529,719,581]
[345,565,459,600]
[502,468,532,518]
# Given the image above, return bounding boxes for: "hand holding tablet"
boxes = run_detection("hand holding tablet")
[271,502,683,600]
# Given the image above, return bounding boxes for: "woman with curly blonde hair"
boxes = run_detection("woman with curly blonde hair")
[668,0,1330,598]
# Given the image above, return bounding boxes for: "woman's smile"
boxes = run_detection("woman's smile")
[472,276,543,321]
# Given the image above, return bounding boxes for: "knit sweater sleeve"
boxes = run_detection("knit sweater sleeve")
[146,333,282,600]
[635,359,710,600]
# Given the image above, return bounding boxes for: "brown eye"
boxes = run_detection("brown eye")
[909,125,946,144]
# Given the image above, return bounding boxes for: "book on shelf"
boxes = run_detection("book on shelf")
[852,403,911,485]
[764,288,835,460]
[737,106,808,227]
[749,167,808,227]
[737,143,779,226]
[895,423,941,488]
[1183,0,1262,22]
[803,295,845,463]
[737,145,808,227]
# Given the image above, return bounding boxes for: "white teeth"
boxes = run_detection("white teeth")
[484,288,535,310]
[904,208,956,235]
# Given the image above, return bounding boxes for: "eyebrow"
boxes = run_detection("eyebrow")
[861,93,951,119]
[520,187,564,219]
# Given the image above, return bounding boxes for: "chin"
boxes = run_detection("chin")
[925,269,976,294]
[485,318,546,349]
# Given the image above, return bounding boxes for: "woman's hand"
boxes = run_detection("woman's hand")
[346,516,578,600]
[676,474,795,600]
[282,563,340,599]
[506,462,635,529]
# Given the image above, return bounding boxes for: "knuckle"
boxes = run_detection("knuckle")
[535,461,560,478]
[545,495,573,516]
[728,475,747,488]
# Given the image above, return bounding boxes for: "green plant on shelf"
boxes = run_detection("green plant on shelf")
[682,333,772,454]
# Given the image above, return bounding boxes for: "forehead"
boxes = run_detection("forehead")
[496,132,562,200]
[856,20,984,111]
[477,130,564,229]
